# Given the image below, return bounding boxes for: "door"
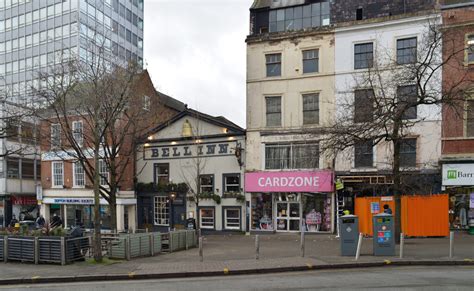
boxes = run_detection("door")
[276,202,300,232]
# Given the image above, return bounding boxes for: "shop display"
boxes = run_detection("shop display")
[449,194,471,230]
[251,193,273,230]
[302,193,331,232]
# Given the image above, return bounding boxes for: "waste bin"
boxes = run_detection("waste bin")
[339,215,359,256]
[372,213,395,256]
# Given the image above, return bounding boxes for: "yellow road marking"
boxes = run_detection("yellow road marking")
[223,268,229,274]
[306,263,313,269]
[384,260,391,264]
[128,272,135,278]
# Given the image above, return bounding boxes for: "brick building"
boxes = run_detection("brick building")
[39,70,184,231]
[440,0,474,230]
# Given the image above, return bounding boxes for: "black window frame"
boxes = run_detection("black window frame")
[354,42,373,69]
[354,140,374,168]
[354,89,374,123]
[222,173,241,193]
[400,138,417,168]
[199,174,214,194]
[397,37,417,65]
[266,53,281,77]
[397,85,418,120]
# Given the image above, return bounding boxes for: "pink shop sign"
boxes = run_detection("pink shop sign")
[245,171,334,193]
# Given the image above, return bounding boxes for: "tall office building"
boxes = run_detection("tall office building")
[0,0,144,105]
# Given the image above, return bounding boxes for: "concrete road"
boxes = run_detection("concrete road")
[2,266,473,291]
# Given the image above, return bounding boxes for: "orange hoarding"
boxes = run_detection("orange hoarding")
[354,195,449,237]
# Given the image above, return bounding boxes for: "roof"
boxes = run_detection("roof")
[156,91,186,112]
[250,0,271,9]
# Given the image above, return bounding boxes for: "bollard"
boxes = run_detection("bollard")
[255,235,260,260]
[4,236,8,263]
[449,231,454,259]
[150,233,154,256]
[34,237,39,264]
[199,237,203,262]
[300,227,305,258]
[399,233,404,259]
[60,237,66,266]
[355,233,363,261]
[125,235,131,261]
[185,231,188,250]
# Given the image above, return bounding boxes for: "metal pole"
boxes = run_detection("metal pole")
[199,237,203,262]
[399,233,404,259]
[126,235,131,261]
[4,236,8,263]
[185,231,188,250]
[150,233,154,256]
[60,237,66,266]
[300,225,305,257]
[449,231,454,259]
[34,237,39,264]
[355,233,363,261]
[255,234,260,260]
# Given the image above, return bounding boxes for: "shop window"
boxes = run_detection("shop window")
[251,193,273,231]
[354,89,374,123]
[98,160,109,186]
[400,138,417,168]
[354,140,373,168]
[224,208,240,230]
[199,208,214,229]
[154,196,169,226]
[302,93,319,125]
[397,37,417,65]
[52,161,64,187]
[354,42,373,69]
[266,96,281,127]
[72,120,83,147]
[223,174,240,193]
[265,53,281,77]
[7,158,19,178]
[302,193,332,232]
[302,49,319,74]
[397,85,417,120]
[51,123,61,149]
[199,175,214,194]
[466,99,474,137]
[73,162,85,187]
[265,143,319,170]
[154,163,169,186]
[467,34,474,65]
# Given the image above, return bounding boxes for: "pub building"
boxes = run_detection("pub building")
[136,108,246,232]
[245,171,335,233]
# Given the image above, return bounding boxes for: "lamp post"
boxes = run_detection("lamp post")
[169,191,176,231]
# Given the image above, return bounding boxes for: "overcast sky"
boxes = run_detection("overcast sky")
[144,0,254,127]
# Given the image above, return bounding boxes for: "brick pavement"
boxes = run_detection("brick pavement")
[0,232,472,282]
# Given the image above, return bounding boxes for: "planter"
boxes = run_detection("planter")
[7,236,35,263]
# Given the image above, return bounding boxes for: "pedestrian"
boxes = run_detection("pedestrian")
[50,213,63,228]
[35,213,46,228]
[9,215,19,228]
[383,204,393,214]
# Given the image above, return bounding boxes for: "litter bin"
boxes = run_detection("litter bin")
[339,215,359,256]
[373,213,395,256]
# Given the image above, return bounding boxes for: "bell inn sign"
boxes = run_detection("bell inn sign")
[143,141,238,160]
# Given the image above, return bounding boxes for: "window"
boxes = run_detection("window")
[52,162,64,187]
[467,34,474,65]
[397,85,417,120]
[21,159,36,179]
[356,8,363,20]
[200,175,214,193]
[99,160,109,186]
[400,139,417,168]
[224,208,240,230]
[51,123,61,148]
[223,174,240,193]
[397,37,417,65]
[265,143,319,170]
[143,95,151,110]
[266,53,281,77]
[72,120,83,147]
[154,196,169,226]
[303,49,318,73]
[354,43,373,69]
[303,93,319,125]
[354,89,374,123]
[466,99,474,137]
[199,208,215,229]
[74,162,85,187]
[154,164,169,186]
[7,158,19,178]
[266,96,281,127]
[354,140,373,168]
[268,1,330,32]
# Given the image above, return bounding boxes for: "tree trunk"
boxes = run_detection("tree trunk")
[93,154,102,262]
[392,125,402,244]
[109,191,117,233]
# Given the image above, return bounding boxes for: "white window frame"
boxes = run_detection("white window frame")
[143,95,151,111]
[199,208,215,229]
[51,123,61,149]
[154,196,169,226]
[72,120,83,147]
[98,159,109,186]
[52,161,64,188]
[224,208,240,230]
[73,161,85,188]
[223,174,240,193]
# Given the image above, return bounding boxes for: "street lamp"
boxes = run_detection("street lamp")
[169,191,176,231]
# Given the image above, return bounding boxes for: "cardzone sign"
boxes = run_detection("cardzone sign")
[442,164,474,186]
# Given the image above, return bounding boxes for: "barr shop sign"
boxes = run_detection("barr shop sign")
[245,171,334,193]
[144,142,234,160]
[442,164,474,186]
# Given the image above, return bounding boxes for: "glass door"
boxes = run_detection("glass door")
[276,201,301,232]
[276,202,288,231]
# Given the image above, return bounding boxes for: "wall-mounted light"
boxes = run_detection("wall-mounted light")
[228,136,235,141]
[223,128,228,133]
[144,143,150,147]
[147,136,153,140]
[171,141,177,145]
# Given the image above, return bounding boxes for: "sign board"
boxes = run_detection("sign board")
[36,185,43,201]
[245,171,334,193]
[442,164,474,186]
[371,202,380,214]
[144,142,236,160]
[11,196,37,205]
[381,196,393,202]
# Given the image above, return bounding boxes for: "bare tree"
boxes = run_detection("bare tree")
[323,20,472,242]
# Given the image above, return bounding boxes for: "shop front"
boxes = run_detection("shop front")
[0,197,4,227]
[11,195,38,221]
[245,171,334,233]
[442,163,474,230]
